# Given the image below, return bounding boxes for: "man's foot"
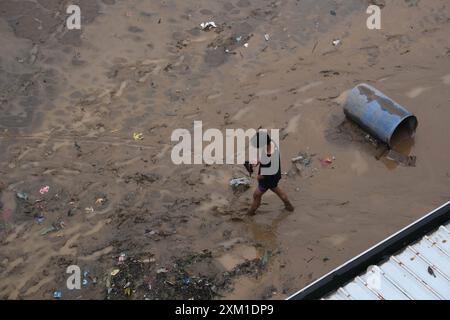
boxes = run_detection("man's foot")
[284,201,294,212]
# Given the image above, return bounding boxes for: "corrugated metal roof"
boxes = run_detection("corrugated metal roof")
[324,222,450,300]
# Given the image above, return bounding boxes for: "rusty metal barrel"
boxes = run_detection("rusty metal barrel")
[343,83,418,147]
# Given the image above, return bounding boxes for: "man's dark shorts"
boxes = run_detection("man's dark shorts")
[258,176,281,193]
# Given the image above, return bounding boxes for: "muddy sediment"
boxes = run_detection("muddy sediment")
[1,0,450,299]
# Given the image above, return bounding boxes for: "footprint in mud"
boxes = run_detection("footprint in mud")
[236,0,251,8]
[231,105,254,121]
[405,87,429,98]
[350,150,369,176]
[442,74,450,85]
[78,245,114,261]
[297,81,323,93]
[224,2,235,11]
[215,244,258,271]
[283,115,302,137]
[200,9,214,15]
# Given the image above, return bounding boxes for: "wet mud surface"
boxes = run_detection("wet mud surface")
[1,0,450,299]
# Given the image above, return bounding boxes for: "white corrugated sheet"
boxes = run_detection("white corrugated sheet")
[324,222,450,300]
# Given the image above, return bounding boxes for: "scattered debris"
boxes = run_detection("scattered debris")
[95,198,106,205]
[133,132,144,141]
[332,39,341,46]
[244,43,249,48]
[156,268,169,274]
[39,185,50,195]
[118,253,127,264]
[16,192,29,201]
[35,215,45,224]
[386,150,417,167]
[319,156,335,168]
[291,153,314,167]
[290,152,317,177]
[200,21,217,30]
[40,220,65,236]
[53,291,62,299]
[264,34,270,41]
[124,173,160,185]
[85,207,94,213]
[111,269,120,276]
[229,177,251,193]
[365,134,379,147]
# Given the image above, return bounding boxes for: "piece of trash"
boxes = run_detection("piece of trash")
[427,266,436,278]
[118,253,126,263]
[35,215,45,224]
[236,36,242,43]
[111,269,120,276]
[330,10,337,16]
[41,220,65,236]
[332,39,341,46]
[16,192,29,201]
[264,34,270,41]
[53,291,62,299]
[229,177,251,193]
[156,268,168,274]
[95,198,105,205]
[124,287,132,296]
[133,132,144,141]
[39,186,50,195]
[85,207,94,213]
[291,153,314,167]
[386,150,416,167]
[200,21,217,30]
[365,134,378,146]
[261,251,269,267]
[82,279,88,286]
[244,43,249,48]
[40,226,57,236]
[319,156,334,167]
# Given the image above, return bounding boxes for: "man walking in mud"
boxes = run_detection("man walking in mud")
[247,131,294,215]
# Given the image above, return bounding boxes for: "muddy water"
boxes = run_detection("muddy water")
[1,0,450,299]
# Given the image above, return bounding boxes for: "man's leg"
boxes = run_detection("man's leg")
[247,187,265,215]
[271,186,294,212]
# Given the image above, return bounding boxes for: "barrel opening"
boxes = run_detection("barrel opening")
[389,116,418,147]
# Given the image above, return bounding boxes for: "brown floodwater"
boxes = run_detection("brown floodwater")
[1,0,450,299]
